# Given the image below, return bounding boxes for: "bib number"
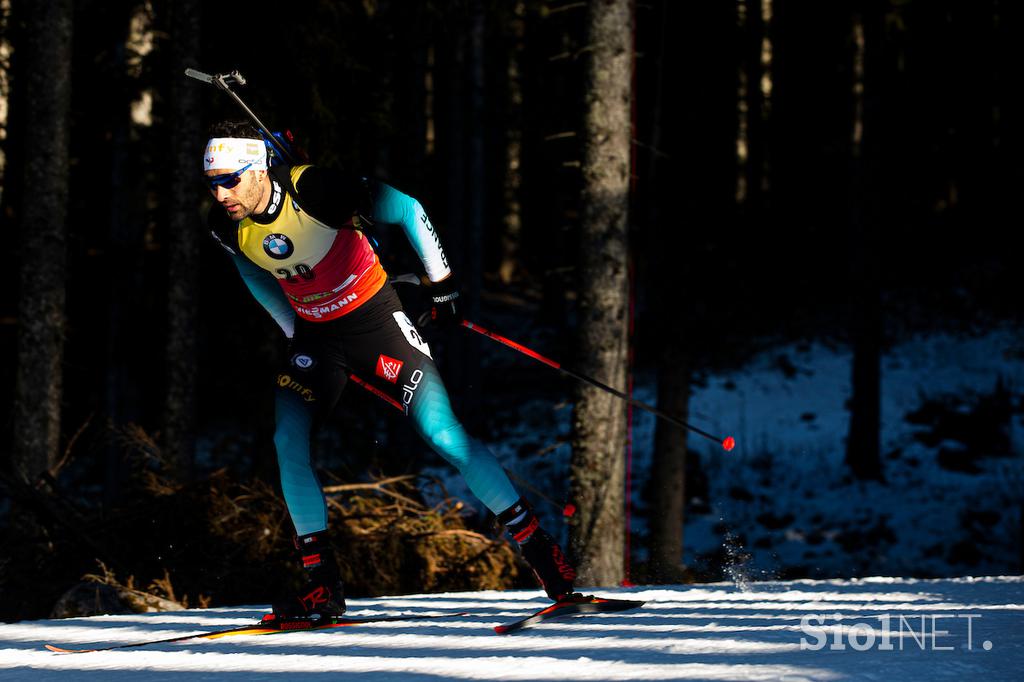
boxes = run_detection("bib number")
[276,263,315,283]
[393,311,432,358]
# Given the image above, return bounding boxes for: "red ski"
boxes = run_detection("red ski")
[45,612,456,653]
[494,595,645,634]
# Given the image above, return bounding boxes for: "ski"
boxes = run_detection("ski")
[494,595,645,634]
[45,612,456,653]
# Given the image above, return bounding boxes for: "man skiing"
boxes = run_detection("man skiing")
[203,120,576,618]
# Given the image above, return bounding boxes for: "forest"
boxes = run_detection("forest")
[0,0,1020,623]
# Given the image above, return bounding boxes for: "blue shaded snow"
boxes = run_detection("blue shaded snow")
[425,326,1024,580]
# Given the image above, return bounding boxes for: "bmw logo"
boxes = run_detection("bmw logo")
[263,233,293,260]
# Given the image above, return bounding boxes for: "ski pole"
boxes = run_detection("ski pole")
[184,68,296,164]
[460,319,736,452]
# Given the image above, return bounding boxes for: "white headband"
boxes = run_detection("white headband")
[203,137,268,172]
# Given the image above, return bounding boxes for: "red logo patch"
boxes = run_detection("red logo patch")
[376,354,404,383]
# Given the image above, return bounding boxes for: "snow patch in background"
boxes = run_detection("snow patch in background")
[427,326,1024,580]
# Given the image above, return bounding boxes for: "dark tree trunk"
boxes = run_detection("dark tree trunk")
[738,0,768,212]
[463,0,485,421]
[498,0,527,285]
[569,0,633,586]
[103,5,148,506]
[638,0,690,583]
[162,0,202,480]
[1,1,24,466]
[390,0,429,186]
[436,1,484,427]
[845,3,884,482]
[649,351,690,581]
[437,12,465,391]
[11,0,73,484]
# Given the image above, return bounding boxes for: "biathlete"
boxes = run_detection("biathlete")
[202,120,576,617]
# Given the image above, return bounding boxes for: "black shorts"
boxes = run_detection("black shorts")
[276,284,436,421]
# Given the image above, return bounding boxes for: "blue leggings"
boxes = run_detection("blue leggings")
[273,285,519,536]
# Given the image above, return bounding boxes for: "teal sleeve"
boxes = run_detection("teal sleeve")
[370,182,452,282]
[231,253,296,338]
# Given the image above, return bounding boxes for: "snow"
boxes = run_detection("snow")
[2,578,1022,680]
[429,326,1024,579]
[8,326,1019,679]
[681,328,1024,578]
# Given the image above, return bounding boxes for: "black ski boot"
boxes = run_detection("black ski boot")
[272,531,347,619]
[498,499,577,601]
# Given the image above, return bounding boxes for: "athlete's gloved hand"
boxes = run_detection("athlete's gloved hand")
[419,274,462,329]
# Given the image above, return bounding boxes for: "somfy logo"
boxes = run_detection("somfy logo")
[276,374,315,402]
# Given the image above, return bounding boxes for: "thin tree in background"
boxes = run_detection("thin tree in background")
[11,0,73,483]
[162,0,201,479]
[845,1,884,481]
[463,0,485,422]
[103,2,152,505]
[498,0,527,285]
[736,0,773,211]
[648,356,690,580]
[569,0,633,586]
[644,0,688,583]
[435,0,484,425]
[0,0,11,188]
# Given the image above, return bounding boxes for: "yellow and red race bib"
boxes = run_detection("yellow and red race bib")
[236,166,387,321]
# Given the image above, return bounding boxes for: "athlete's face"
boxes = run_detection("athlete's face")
[205,168,269,221]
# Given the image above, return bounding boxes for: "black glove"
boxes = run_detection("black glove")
[419,274,462,328]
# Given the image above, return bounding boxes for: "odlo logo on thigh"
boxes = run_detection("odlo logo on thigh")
[402,369,424,407]
[277,373,316,402]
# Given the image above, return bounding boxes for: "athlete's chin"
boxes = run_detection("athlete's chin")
[223,204,249,220]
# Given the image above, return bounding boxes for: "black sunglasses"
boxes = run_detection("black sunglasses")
[204,163,253,191]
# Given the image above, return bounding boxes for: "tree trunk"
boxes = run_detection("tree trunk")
[498,0,526,285]
[103,4,149,506]
[162,0,202,480]
[845,4,884,482]
[640,0,690,583]
[11,0,73,484]
[649,351,690,581]
[569,0,633,587]
[737,0,768,212]
[437,1,483,427]
[0,2,12,188]
[463,0,485,423]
